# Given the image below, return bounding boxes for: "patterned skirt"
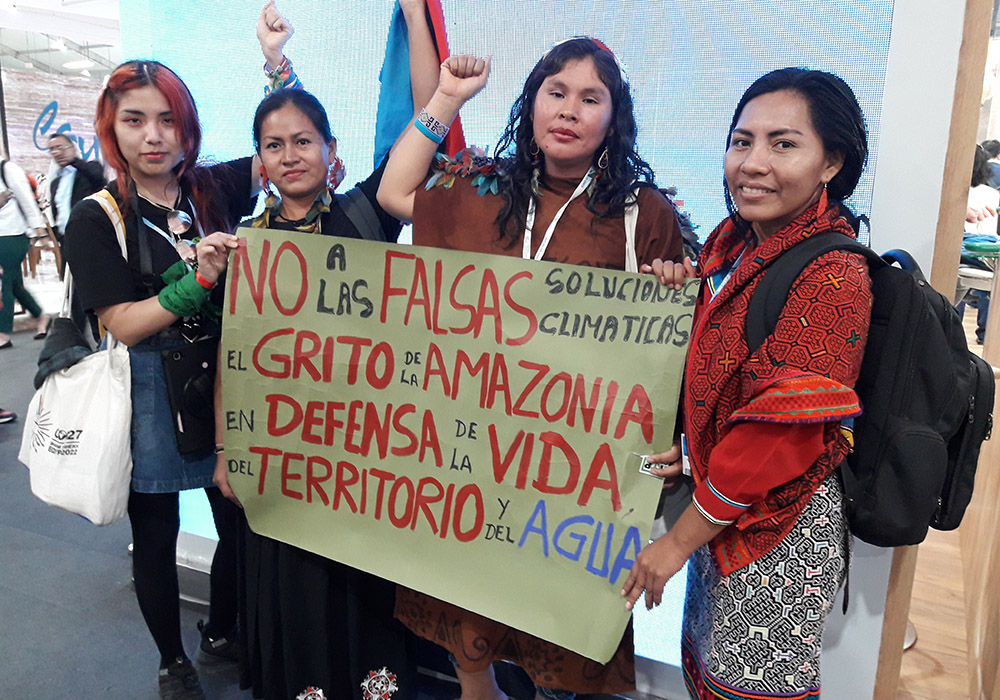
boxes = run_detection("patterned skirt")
[682,475,849,700]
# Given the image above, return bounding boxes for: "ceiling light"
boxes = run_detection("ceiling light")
[80,69,91,77]
[63,59,94,69]
[23,61,32,68]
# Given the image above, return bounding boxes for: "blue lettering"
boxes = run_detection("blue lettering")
[585,521,612,577]
[32,101,102,162]
[33,101,59,149]
[517,499,549,556]
[552,514,592,561]
[608,526,642,587]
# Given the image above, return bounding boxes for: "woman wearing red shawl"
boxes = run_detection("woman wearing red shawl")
[623,68,872,700]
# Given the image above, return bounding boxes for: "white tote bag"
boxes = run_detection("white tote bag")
[18,189,133,525]
[19,332,133,525]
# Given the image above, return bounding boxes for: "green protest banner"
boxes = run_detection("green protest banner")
[221,226,697,663]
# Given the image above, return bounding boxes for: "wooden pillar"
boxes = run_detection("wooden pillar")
[874,0,994,698]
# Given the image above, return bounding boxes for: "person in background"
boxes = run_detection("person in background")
[0,156,52,348]
[627,67,872,700]
[48,132,107,342]
[957,145,999,344]
[47,133,106,241]
[981,138,1000,189]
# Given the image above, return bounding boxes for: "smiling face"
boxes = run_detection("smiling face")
[112,84,185,187]
[258,104,335,214]
[724,89,843,242]
[531,56,614,179]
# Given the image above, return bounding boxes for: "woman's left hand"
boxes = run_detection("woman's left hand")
[640,256,696,290]
[257,0,293,69]
[646,441,684,488]
[195,232,239,284]
[621,534,687,610]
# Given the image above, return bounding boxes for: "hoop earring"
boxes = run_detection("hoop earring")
[597,146,609,170]
[529,138,540,158]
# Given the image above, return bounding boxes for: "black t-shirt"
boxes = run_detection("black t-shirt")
[259,158,401,241]
[64,157,255,312]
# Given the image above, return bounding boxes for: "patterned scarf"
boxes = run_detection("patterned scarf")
[251,188,332,234]
[685,194,871,574]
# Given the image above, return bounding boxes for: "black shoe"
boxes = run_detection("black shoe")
[196,619,238,664]
[158,658,205,700]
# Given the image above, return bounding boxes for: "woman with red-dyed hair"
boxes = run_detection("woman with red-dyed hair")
[61,10,293,700]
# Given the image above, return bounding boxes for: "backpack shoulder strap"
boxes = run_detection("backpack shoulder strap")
[339,186,386,243]
[746,231,883,355]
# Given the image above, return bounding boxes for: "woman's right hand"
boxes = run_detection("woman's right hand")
[257,0,293,69]
[438,55,491,106]
[641,256,696,290]
[214,453,242,507]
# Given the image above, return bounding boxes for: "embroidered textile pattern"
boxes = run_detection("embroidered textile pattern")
[295,687,326,700]
[684,199,871,574]
[681,475,848,700]
[360,667,398,700]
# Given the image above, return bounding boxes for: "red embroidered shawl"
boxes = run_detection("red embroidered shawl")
[685,197,872,574]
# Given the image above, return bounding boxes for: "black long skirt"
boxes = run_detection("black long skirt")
[238,516,416,700]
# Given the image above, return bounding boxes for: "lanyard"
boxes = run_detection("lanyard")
[522,169,595,261]
[710,246,748,302]
[141,197,203,262]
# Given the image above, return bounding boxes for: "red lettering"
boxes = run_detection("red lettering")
[388,477,415,528]
[422,343,451,396]
[301,400,324,444]
[369,468,396,520]
[380,250,416,323]
[366,342,394,389]
[280,451,305,500]
[578,443,622,511]
[338,336,372,385]
[249,446,281,495]
[344,400,364,454]
[229,239,270,316]
[430,260,447,335]
[306,456,332,505]
[451,350,490,403]
[410,477,444,534]
[292,330,322,380]
[473,269,502,343]
[513,361,548,418]
[333,460,359,512]
[448,264,478,334]
[361,403,392,459]
[453,485,485,542]
[504,271,538,346]
[567,375,602,432]
[252,328,294,378]
[268,241,308,316]
[614,384,654,443]
[405,257,433,329]
[391,404,418,456]
[323,401,346,446]
[486,354,513,415]
[532,432,580,495]
[419,411,443,466]
[265,394,302,436]
[540,372,572,423]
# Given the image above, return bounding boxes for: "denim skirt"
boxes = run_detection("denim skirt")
[128,334,215,493]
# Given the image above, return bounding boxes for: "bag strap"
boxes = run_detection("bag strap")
[624,187,639,273]
[86,190,127,258]
[745,231,886,355]
[0,159,7,189]
[340,186,386,242]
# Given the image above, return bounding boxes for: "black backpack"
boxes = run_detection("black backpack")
[746,231,994,547]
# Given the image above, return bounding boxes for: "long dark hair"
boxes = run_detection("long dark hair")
[972,145,993,188]
[493,38,654,241]
[724,68,868,230]
[253,88,333,150]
